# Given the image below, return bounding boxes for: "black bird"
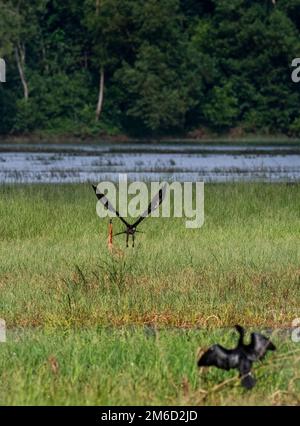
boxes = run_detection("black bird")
[92,184,166,247]
[197,325,276,389]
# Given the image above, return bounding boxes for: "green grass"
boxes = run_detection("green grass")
[0,183,299,405]
[0,183,299,328]
[0,328,299,405]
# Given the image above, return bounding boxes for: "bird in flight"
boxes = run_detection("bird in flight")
[92,184,166,247]
[197,325,276,389]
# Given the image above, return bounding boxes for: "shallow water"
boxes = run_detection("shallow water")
[0,142,299,183]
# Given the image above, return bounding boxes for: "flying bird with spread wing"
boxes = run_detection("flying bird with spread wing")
[92,184,166,247]
[197,325,276,389]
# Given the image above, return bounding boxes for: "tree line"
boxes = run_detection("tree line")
[0,0,300,137]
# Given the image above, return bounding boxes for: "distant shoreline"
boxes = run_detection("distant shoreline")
[1,133,300,146]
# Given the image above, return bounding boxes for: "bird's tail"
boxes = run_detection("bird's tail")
[241,372,256,390]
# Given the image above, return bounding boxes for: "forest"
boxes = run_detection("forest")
[1,0,300,137]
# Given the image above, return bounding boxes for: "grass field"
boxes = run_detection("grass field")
[0,328,299,405]
[0,183,299,405]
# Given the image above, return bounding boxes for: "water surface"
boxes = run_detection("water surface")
[0,142,299,183]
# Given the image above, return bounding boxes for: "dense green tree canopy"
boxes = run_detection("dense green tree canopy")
[0,0,300,136]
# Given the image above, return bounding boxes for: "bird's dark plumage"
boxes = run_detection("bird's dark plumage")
[92,184,166,247]
[197,325,276,389]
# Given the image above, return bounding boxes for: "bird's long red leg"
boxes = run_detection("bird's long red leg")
[108,220,113,252]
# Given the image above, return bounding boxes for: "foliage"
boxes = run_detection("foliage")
[1,0,300,136]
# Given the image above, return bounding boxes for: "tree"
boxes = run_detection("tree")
[2,0,300,136]
[113,0,192,133]
[201,0,300,133]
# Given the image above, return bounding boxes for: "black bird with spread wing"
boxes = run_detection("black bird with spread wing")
[92,184,166,247]
[197,325,276,389]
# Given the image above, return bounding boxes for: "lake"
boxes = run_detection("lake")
[0,142,299,183]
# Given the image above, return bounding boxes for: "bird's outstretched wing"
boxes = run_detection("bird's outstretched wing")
[132,184,167,228]
[238,357,256,389]
[198,345,240,371]
[92,185,130,227]
[248,332,276,361]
